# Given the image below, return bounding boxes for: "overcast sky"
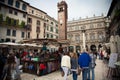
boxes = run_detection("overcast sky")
[24,0,112,21]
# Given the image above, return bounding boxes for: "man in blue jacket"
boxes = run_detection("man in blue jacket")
[78,50,91,80]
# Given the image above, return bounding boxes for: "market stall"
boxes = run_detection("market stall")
[21,57,60,76]
[19,38,61,76]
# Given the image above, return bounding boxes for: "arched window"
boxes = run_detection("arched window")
[97,23,102,27]
[75,34,80,42]
[37,20,40,25]
[98,31,103,40]
[22,4,26,11]
[90,24,94,29]
[68,34,73,40]
[90,33,95,40]
[81,25,86,30]
[75,26,79,30]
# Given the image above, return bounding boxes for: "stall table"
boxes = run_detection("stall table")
[21,58,60,76]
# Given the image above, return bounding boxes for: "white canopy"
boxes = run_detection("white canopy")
[0,42,21,46]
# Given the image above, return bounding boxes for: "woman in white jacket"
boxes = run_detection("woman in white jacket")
[61,52,71,80]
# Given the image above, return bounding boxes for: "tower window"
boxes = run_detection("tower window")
[59,7,63,12]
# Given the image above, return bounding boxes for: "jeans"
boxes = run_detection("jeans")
[62,66,69,80]
[88,67,95,80]
[82,68,90,80]
[72,71,78,80]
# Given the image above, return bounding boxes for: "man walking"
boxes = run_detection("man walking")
[89,52,96,80]
[78,49,91,80]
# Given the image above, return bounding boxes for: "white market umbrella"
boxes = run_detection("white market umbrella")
[0,42,21,46]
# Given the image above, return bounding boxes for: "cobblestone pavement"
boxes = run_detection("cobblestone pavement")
[21,59,109,80]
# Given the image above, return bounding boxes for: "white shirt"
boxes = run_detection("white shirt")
[61,55,71,68]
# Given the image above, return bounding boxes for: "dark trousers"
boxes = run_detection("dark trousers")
[72,71,78,80]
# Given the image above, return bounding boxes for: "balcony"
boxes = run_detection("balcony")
[25,24,32,31]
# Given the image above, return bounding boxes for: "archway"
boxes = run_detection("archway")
[90,45,96,52]
[98,44,102,51]
[76,46,81,53]
[86,45,88,51]
[68,46,74,52]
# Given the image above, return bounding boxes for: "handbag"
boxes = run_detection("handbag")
[61,70,64,77]
[11,69,18,80]
[67,69,72,75]
[76,67,81,75]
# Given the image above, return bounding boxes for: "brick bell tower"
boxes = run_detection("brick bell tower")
[57,0,68,40]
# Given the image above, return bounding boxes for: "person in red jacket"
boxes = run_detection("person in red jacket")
[39,63,46,76]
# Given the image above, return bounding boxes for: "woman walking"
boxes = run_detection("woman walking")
[61,52,71,80]
[89,52,96,80]
[70,52,78,80]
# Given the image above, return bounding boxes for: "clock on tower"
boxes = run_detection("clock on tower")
[57,1,68,40]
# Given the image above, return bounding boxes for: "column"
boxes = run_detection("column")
[82,30,86,51]
[83,31,85,49]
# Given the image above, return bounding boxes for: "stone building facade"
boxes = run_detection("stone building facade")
[0,0,28,42]
[27,5,47,39]
[107,0,120,56]
[0,0,58,43]
[67,15,109,52]
[45,15,58,39]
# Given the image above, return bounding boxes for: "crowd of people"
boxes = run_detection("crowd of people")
[0,45,111,80]
[0,47,61,80]
[59,45,112,80]
[0,47,21,80]
[60,48,109,80]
